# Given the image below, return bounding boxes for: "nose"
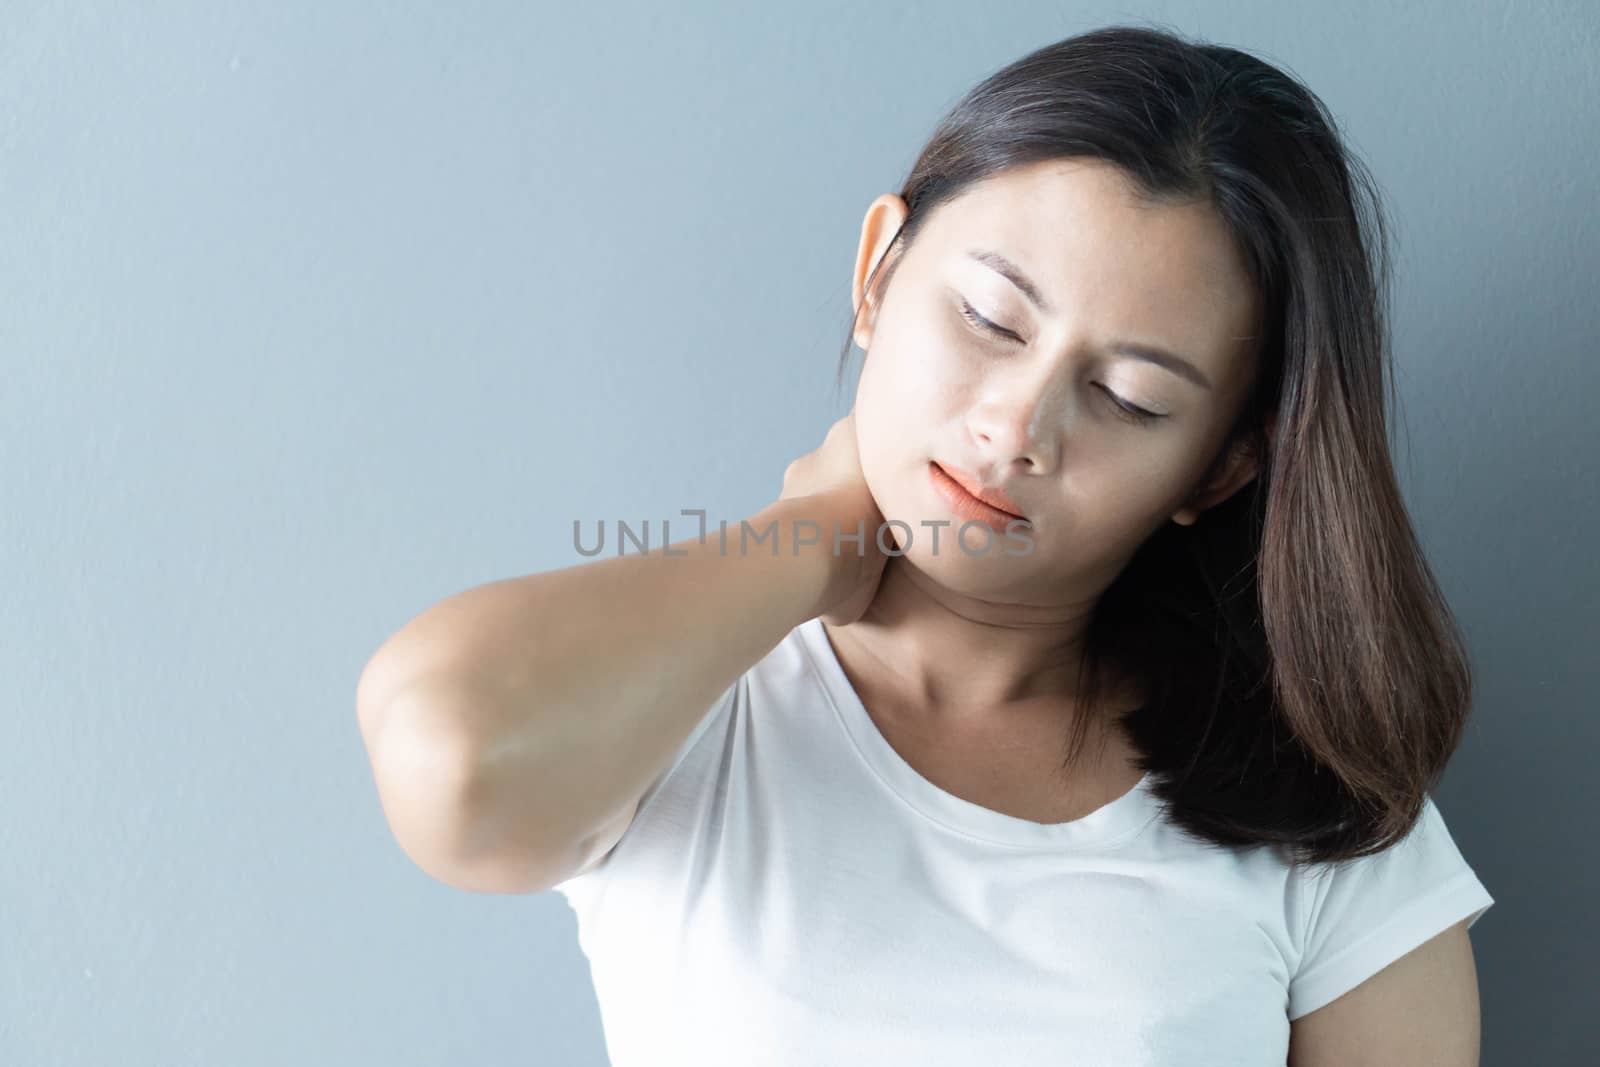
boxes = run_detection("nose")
[966,369,1066,476]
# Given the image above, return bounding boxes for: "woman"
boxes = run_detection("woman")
[356,24,1494,1066]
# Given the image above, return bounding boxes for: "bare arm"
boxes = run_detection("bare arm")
[357,491,873,893]
[1286,920,1481,1066]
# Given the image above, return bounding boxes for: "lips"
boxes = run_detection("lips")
[931,461,1028,521]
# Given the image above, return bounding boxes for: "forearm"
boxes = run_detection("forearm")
[360,494,854,866]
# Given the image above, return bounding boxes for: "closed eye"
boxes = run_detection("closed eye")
[957,299,1166,426]
[1096,384,1164,424]
[957,298,1021,343]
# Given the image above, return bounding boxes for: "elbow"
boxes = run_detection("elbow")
[360,682,499,890]
[359,680,568,895]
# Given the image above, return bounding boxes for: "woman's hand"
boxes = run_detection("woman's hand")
[778,410,890,626]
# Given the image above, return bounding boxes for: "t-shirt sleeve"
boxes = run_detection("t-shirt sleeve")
[628,677,740,827]
[550,678,740,913]
[1286,794,1494,1021]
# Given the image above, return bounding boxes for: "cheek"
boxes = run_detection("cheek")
[1070,451,1193,536]
[851,404,924,534]
[856,335,959,451]
[850,383,899,496]
[868,300,978,387]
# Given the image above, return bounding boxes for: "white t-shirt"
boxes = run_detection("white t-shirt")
[553,616,1494,1065]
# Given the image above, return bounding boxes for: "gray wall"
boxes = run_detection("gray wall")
[3,2,1593,1063]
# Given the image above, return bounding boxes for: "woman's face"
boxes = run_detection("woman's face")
[850,158,1266,607]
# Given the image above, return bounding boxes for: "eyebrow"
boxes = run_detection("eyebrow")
[965,248,1215,391]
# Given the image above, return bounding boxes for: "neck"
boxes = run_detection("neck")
[822,554,1130,729]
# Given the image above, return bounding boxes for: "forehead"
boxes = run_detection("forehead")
[923,159,1262,384]
[930,160,1251,305]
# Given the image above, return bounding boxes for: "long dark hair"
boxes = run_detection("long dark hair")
[836,23,1474,866]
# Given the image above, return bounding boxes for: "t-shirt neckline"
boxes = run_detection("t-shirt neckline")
[796,615,1159,850]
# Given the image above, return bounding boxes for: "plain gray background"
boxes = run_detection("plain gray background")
[3,1,1594,1063]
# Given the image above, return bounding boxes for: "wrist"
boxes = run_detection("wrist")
[759,495,874,618]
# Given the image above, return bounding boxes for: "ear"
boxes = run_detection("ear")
[852,194,909,351]
[1171,409,1278,526]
